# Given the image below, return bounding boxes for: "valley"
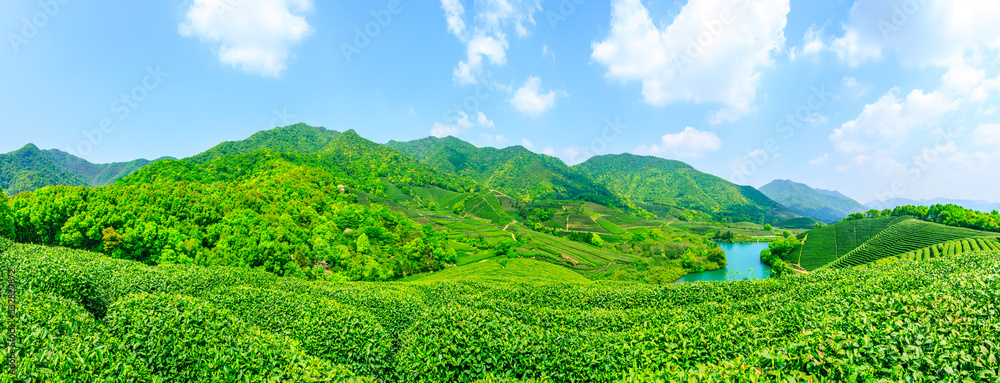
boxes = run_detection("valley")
[2,124,999,382]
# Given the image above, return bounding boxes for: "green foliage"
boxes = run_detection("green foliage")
[11,241,1000,382]
[769,259,794,277]
[8,151,455,281]
[0,190,13,239]
[576,154,798,224]
[0,143,161,196]
[387,136,629,209]
[758,179,869,223]
[795,216,997,270]
[493,238,518,258]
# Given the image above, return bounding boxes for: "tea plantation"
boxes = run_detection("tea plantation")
[3,235,1000,382]
[792,216,998,270]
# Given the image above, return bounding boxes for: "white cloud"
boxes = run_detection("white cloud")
[542,45,555,60]
[974,123,1000,146]
[509,76,564,117]
[521,138,534,149]
[829,0,1000,67]
[480,132,508,144]
[636,127,722,158]
[441,0,466,37]
[476,111,495,129]
[542,147,557,156]
[561,146,582,161]
[179,0,314,77]
[591,0,790,122]
[430,110,496,138]
[832,87,960,154]
[842,76,870,97]
[453,36,508,85]
[789,24,826,61]
[431,122,460,138]
[441,0,542,85]
[808,153,830,165]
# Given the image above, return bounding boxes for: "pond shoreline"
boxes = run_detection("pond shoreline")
[675,242,772,283]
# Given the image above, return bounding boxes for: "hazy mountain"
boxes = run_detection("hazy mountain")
[575,154,799,224]
[758,179,869,223]
[867,198,1000,213]
[0,144,166,196]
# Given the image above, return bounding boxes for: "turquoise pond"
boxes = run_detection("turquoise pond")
[675,242,772,283]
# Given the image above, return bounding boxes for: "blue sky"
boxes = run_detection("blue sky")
[1,0,998,203]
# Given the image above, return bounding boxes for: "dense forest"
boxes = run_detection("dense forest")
[7,151,457,281]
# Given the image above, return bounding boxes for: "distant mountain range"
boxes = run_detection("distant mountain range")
[3,124,806,224]
[0,144,171,196]
[866,198,1000,213]
[758,179,869,223]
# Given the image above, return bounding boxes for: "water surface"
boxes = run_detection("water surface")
[676,242,772,283]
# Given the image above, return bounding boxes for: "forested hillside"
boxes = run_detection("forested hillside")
[387,136,627,208]
[185,123,341,163]
[759,179,868,223]
[576,154,799,224]
[8,151,457,280]
[0,144,162,196]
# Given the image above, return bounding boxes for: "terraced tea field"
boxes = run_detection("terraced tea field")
[895,237,1000,262]
[793,216,998,270]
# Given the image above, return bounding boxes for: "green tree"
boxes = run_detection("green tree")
[0,190,13,239]
[494,239,518,258]
[590,233,604,247]
[770,259,794,277]
[356,233,370,254]
[763,224,772,231]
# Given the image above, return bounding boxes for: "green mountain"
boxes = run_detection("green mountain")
[758,179,869,223]
[0,144,165,196]
[186,123,341,163]
[188,124,477,194]
[575,154,799,224]
[385,136,625,208]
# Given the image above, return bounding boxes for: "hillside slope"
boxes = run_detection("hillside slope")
[576,154,799,224]
[7,237,1000,381]
[0,144,162,196]
[789,216,999,270]
[759,179,868,223]
[387,136,625,208]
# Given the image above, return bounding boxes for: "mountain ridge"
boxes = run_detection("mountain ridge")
[576,153,800,224]
[758,179,868,223]
[0,143,168,196]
